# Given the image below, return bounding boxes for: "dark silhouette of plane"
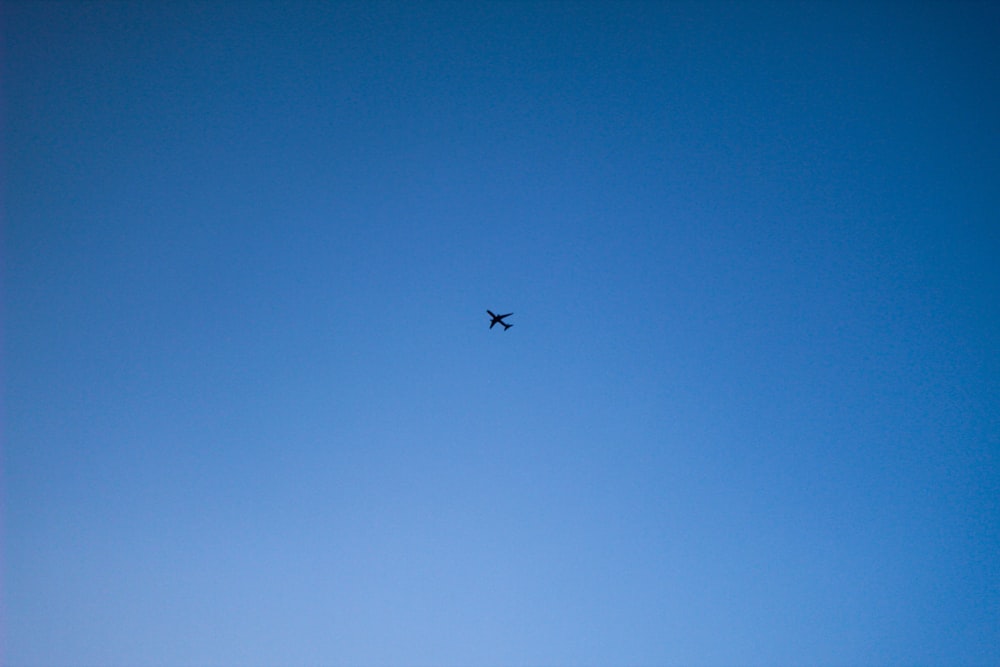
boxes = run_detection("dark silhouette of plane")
[487,310,513,330]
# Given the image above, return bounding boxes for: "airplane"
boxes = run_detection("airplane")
[487,310,513,330]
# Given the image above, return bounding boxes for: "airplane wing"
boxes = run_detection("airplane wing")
[499,313,513,319]
[487,310,496,317]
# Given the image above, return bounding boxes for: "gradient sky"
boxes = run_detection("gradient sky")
[3,2,999,666]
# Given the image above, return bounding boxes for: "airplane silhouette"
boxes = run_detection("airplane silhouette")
[487,310,513,330]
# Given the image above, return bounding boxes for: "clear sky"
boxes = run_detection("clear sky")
[3,1,998,665]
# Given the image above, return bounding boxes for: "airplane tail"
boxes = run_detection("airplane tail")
[502,322,512,330]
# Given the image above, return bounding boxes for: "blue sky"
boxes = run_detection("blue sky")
[3,1,998,665]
